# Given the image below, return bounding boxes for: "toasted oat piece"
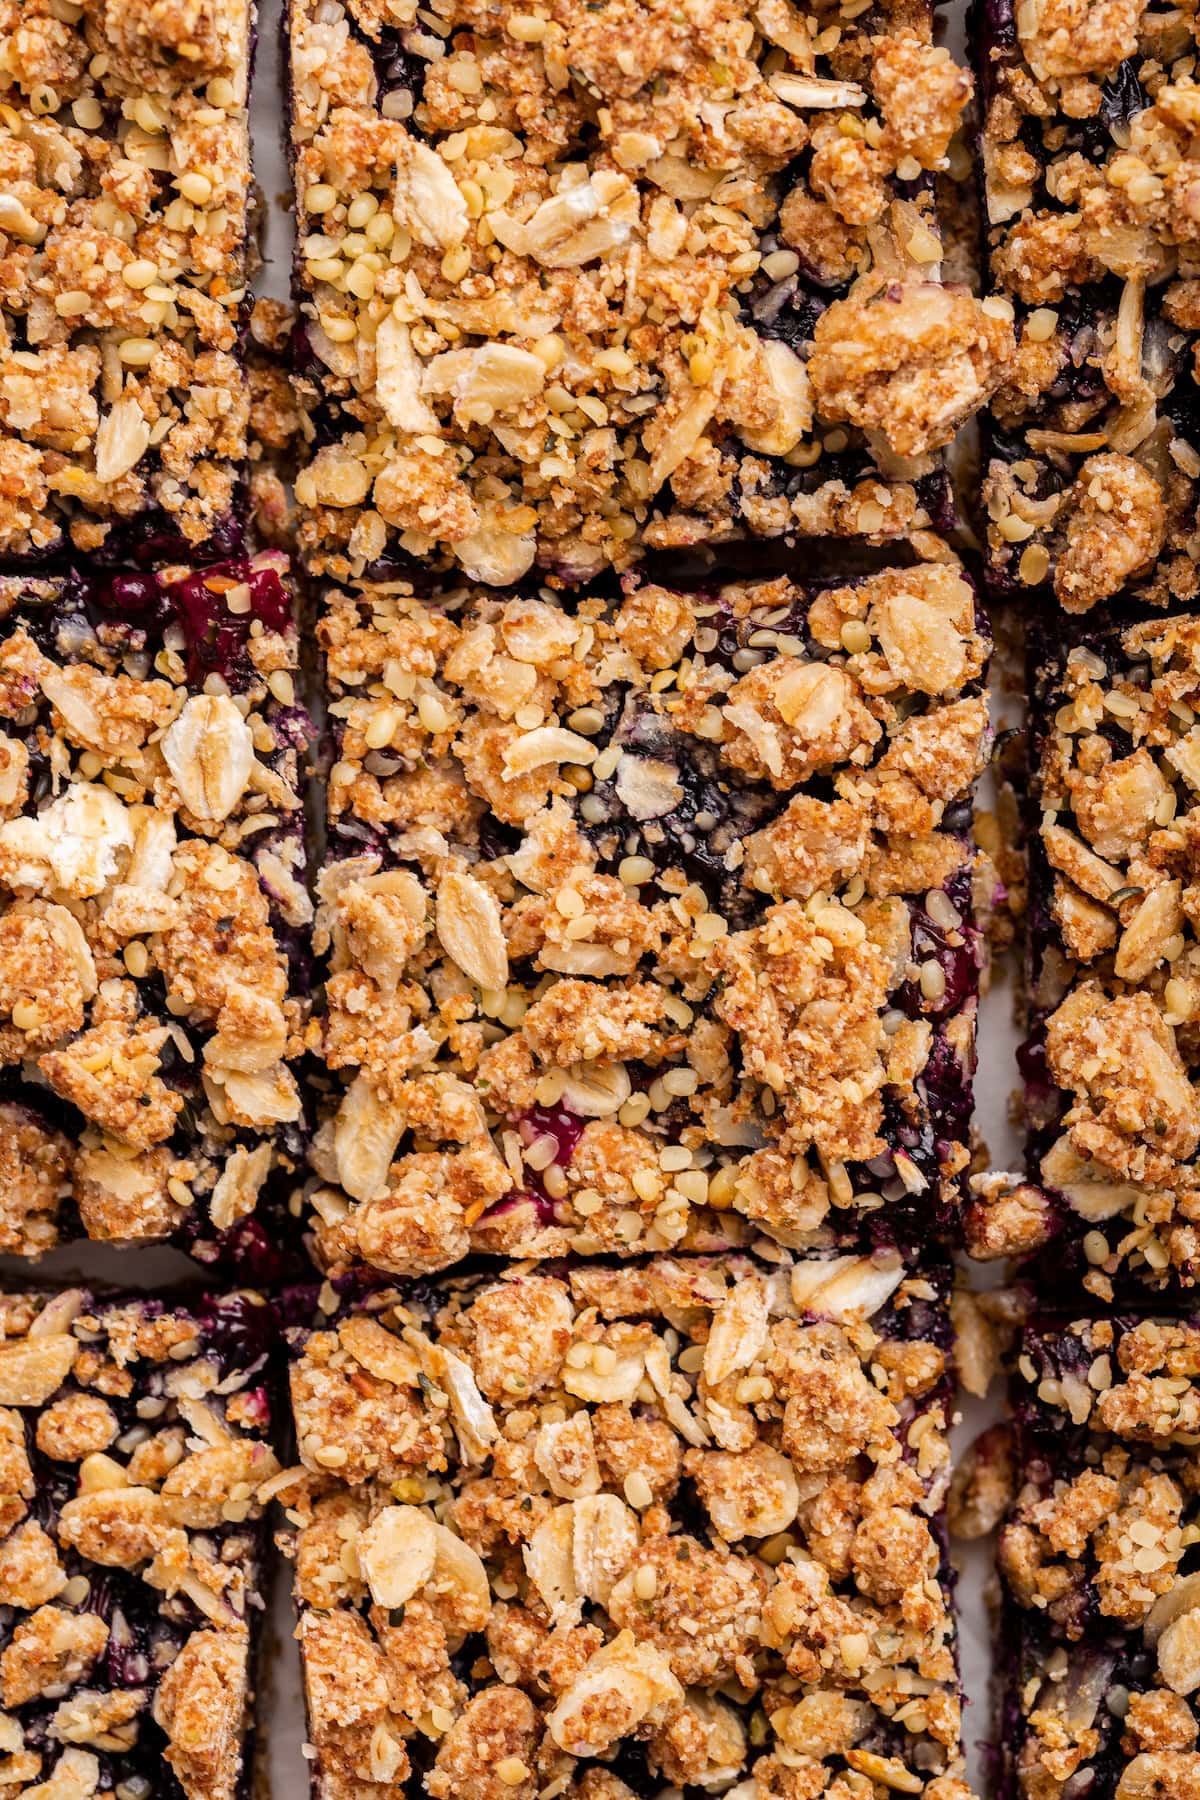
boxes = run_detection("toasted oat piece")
[0,556,311,1267]
[307,562,990,1277]
[978,0,1200,610]
[1016,612,1200,1297]
[996,1310,1200,1800]
[0,1283,277,1798]
[280,1247,971,1800]
[0,0,254,562]
[287,0,1009,583]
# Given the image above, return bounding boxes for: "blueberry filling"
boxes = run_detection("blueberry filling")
[894,895,980,1025]
[192,1290,279,1378]
[582,722,782,921]
[476,1106,587,1229]
[87,560,293,689]
[1099,59,1149,137]
[371,34,429,113]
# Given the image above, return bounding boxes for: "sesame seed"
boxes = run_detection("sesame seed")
[633,1564,658,1599]
[624,1470,653,1509]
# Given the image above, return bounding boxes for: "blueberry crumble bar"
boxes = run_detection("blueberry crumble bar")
[0,0,253,563]
[969,611,1200,1296]
[979,0,1200,612]
[308,562,989,1277]
[0,554,312,1270]
[279,1247,971,1800]
[287,0,1011,586]
[0,1283,278,1800]
[996,1310,1200,1800]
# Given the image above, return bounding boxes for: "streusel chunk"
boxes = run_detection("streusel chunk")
[996,1311,1200,1800]
[977,612,1200,1296]
[979,0,1200,610]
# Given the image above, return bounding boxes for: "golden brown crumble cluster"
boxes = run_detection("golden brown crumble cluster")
[0,1285,276,1800]
[308,563,988,1277]
[248,298,305,548]
[279,1250,969,1800]
[1015,615,1200,1295]
[981,0,1200,609]
[0,0,252,559]
[0,557,311,1257]
[288,0,1009,583]
[998,1313,1200,1800]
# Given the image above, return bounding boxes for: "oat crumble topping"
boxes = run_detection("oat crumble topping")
[1000,613,1200,1295]
[280,1248,969,1800]
[980,0,1200,610]
[0,555,311,1263]
[287,0,1007,582]
[307,562,988,1277]
[0,0,253,560]
[248,298,305,550]
[997,1311,1200,1800]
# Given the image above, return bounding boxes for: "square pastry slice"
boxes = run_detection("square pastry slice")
[0,1283,278,1799]
[996,1310,1200,1800]
[978,0,1200,613]
[0,555,312,1271]
[975,611,1200,1297]
[310,563,989,1277]
[280,1247,969,1800]
[287,0,1010,586]
[0,0,253,562]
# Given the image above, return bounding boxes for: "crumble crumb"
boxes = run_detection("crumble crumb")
[1024,614,1200,1289]
[998,1310,1200,1800]
[981,0,1200,607]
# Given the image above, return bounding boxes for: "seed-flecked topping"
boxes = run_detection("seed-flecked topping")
[289,0,1006,581]
[999,1312,1200,1800]
[1024,615,1200,1296]
[981,0,1200,609]
[0,558,309,1262]
[0,0,253,559]
[310,564,988,1279]
[283,1250,963,1800]
[0,1286,275,1800]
